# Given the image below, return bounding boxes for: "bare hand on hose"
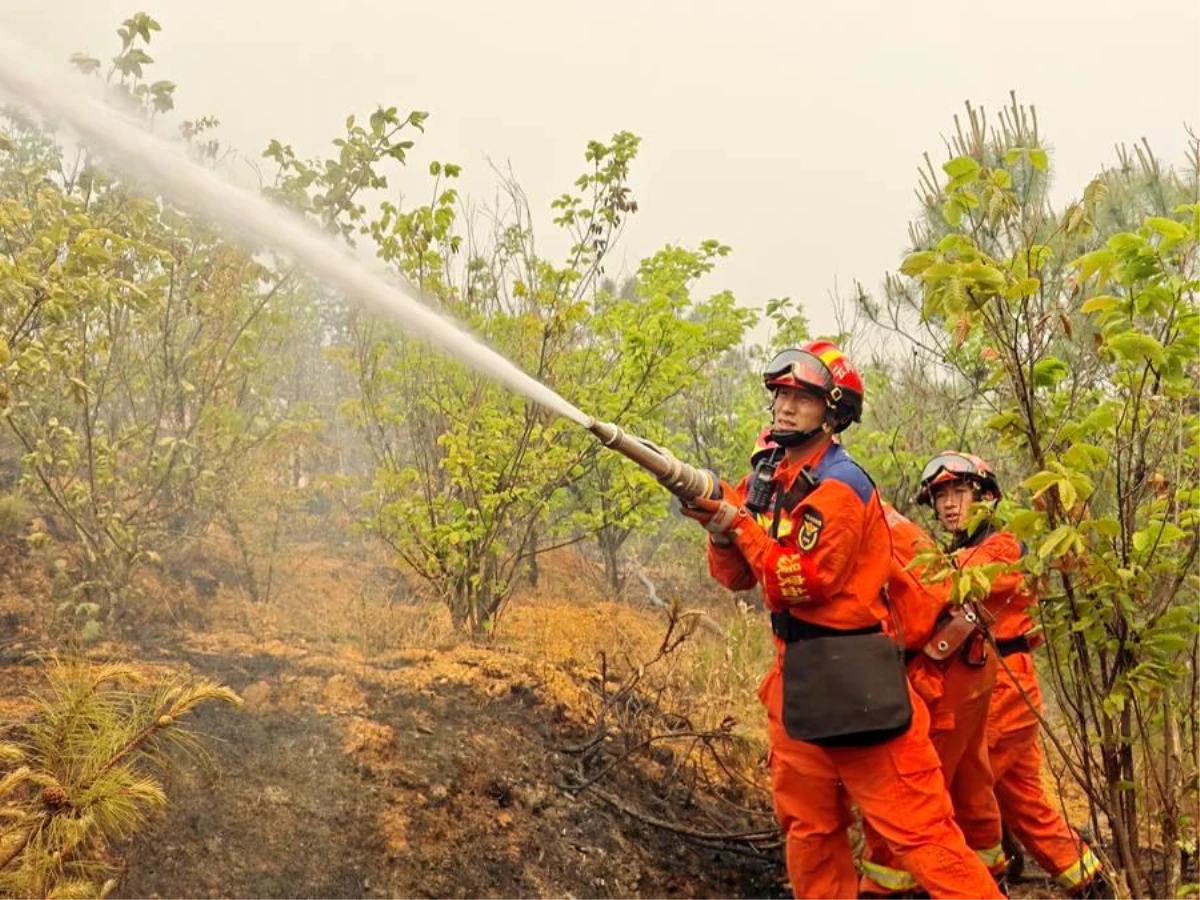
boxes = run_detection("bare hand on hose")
[679,481,747,545]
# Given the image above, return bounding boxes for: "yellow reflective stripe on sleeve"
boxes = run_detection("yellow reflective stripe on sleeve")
[1055,847,1102,888]
[860,859,919,892]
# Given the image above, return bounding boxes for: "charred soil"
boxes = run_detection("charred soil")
[109,638,783,899]
[0,540,1073,899]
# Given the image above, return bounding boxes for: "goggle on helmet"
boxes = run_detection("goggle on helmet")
[761,342,864,432]
[916,451,1001,507]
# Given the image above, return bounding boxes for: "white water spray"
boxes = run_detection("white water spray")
[0,36,590,427]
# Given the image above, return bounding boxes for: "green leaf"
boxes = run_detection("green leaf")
[1106,332,1166,367]
[900,251,937,277]
[1008,509,1046,537]
[1038,524,1075,559]
[1022,470,1060,494]
[1004,277,1040,299]
[985,411,1022,432]
[1088,517,1121,538]
[1148,633,1193,654]
[1081,405,1116,432]
[1072,248,1115,286]
[944,156,982,180]
[1057,478,1078,512]
[1032,356,1069,388]
[944,156,982,191]
[1062,443,1110,471]
[960,262,1006,287]
[69,52,102,76]
[1028,148,1049,171]
[1144,215,1189,244]
[1080,294,1121,315]
[1133,522,1188,552]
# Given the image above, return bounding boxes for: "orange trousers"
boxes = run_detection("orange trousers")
[760,666,1003,899]
[989,651,1103,892]
[859,650,1003,895]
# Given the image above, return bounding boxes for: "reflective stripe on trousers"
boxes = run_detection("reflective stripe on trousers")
[1056,847,1103,889]
[976,843,1005,873]
[859,859,919,892]
[860,844,1006,896]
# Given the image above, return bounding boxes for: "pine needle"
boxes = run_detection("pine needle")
[0,655,239,897]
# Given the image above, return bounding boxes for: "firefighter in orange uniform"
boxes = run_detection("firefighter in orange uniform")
[917,452,1111,899]
[857,504,1005,896]
[680,343,1002,900]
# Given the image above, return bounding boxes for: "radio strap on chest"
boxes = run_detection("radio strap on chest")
[770,466,818,539]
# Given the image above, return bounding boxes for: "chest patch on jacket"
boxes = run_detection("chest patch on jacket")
[798,510,823,551]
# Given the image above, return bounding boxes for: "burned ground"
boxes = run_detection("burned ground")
[113,638,784,899]
[1,541,1072,899]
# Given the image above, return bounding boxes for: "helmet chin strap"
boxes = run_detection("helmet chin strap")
[767,389,841,449]
[768,423,829,448]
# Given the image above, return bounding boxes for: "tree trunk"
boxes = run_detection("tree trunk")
[1104,731,1147,898]
[597,527,622,595]
[523,528,539,588]
[222,508,261,603]
[1162,695,1182,899]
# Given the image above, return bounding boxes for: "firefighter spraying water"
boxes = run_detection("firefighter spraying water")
[0,35,1083,900]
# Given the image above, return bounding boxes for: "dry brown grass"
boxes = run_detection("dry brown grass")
[155,533,769,731]
[142,534,775,771]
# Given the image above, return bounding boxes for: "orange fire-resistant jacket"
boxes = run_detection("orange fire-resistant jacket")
[879,503,945,651]
[707,440,891,634]
[953,526,1036,641]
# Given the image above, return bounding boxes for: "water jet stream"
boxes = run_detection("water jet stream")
[0,35,589,426]
[0,37,724,503]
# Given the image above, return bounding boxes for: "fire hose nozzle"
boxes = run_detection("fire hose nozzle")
[587,418,720,503]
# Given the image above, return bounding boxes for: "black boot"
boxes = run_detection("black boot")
[1001,823,1024,883]
[1072,870,1115,899]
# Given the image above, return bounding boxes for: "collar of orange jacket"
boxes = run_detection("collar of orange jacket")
[775,436,835,492]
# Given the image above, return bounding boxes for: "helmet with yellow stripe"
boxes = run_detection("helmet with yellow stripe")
[762,340,864,434]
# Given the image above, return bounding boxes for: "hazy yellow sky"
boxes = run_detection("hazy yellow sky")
[4,0,1198,341]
